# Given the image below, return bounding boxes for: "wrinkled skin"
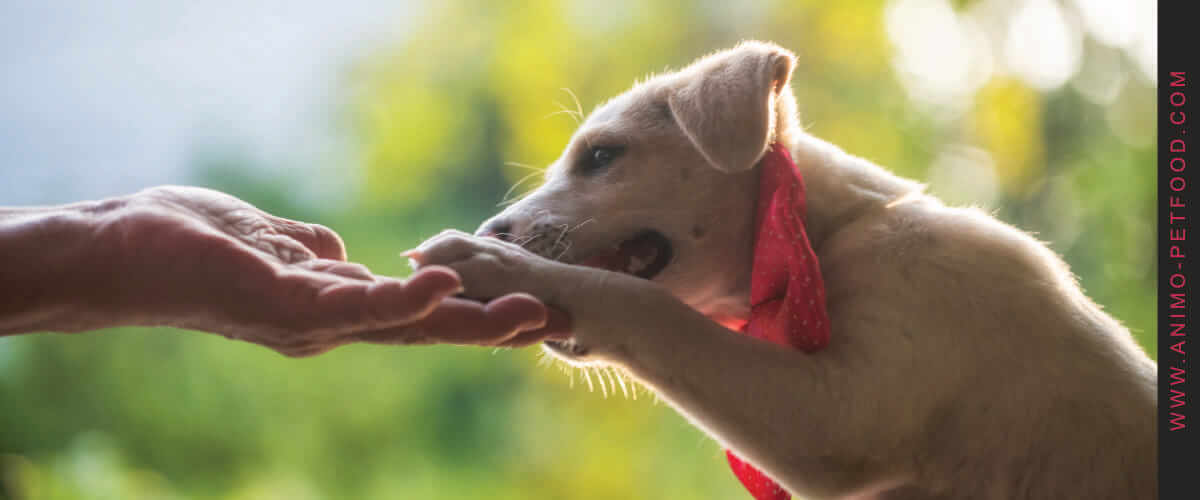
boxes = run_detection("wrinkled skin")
[1,186,568,357]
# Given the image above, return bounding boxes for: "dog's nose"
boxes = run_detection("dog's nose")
[476,218,514,242]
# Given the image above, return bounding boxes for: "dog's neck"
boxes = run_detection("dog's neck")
[786,132,924,253]
[700,133,921,326]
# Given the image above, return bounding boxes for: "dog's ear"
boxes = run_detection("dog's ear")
[668,41,796,173]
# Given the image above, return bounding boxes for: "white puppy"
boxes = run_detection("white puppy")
[411,42,1157,500]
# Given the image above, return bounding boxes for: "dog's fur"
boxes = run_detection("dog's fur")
[413,41,1157,499]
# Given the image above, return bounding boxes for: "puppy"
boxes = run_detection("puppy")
[411,41,1157,499]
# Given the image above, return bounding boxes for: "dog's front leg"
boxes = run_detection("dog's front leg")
[608,299,905,500]
[410,231,890,499]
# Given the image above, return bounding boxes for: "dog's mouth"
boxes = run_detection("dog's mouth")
[544,230,672,358]
[577,229,674,281]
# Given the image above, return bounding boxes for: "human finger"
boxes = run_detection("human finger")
[266,216,348,261]
[351,293,549,346]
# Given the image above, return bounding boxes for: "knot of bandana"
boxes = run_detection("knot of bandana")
[725,143,830,500]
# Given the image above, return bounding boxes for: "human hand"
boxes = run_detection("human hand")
[0,186,568,356]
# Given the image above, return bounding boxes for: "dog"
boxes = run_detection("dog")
[410,41,1157,499]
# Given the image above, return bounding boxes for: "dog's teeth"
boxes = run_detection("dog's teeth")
[627,256,647,273]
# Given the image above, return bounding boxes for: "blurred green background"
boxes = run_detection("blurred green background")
[1,0,1156,498]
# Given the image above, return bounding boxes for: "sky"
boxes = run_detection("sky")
[0,0,419,206]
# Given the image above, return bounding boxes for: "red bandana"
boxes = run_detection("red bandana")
[724,143,831,500]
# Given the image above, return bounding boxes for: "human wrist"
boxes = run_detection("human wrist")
[0,198,126,334]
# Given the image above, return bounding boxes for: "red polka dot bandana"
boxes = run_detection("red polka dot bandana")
[725,143,831,500]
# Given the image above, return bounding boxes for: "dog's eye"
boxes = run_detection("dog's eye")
[580,146,623,175]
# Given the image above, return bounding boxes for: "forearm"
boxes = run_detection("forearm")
[0,200,120,335]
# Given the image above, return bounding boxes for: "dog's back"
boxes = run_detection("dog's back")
[808,147,1157,498]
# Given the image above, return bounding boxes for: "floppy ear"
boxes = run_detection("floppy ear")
[668,41,796,173]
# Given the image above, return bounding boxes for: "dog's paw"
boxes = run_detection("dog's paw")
[410,229,672,364]
[407,229,570,303]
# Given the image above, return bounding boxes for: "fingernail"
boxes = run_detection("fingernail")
[403,250,423,270]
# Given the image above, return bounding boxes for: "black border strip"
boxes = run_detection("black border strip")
[1159,1,1196,497]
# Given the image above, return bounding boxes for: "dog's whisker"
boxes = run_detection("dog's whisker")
[546,104,582,125]
[514,233,543,247]
[500,173,543,204]
[561,87,585,123]
[497,187,542,207]
[497,195,527,208]
[546,218,592,261]
[539,348,648,403]
[554,98,582,117]
[551,223,571,250]
[581,367,595,393]
[546,230,571,261]
[504,161,546,172]
[604,367,622,399]
[499,170,545,207]
[594,366,609,398]
[498,193,526,208]
[612,367,630,399]
[552,240,573,261]
[567,218,596,233]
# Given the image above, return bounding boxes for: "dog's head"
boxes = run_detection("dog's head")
[479,41,801,316]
